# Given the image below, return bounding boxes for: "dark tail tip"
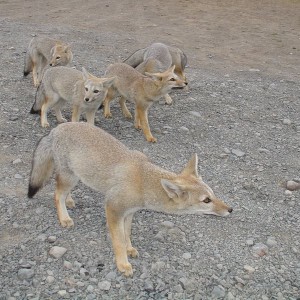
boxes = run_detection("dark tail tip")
[28,184,40,198]
[23,71,30,77]
[30,106,40,115]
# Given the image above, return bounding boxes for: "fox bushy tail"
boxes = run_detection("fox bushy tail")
[28,132,54,198]
[23,51,32,77]
[30,82,45,114]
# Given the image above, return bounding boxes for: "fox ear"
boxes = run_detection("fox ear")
[82,67,91,80]
[168,65,176,73]
[181,153,199,178]
[102,77,115,88]
[64,45,71,53]
[161,179,184,198]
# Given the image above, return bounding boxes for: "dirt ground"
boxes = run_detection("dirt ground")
[0,0,300,299]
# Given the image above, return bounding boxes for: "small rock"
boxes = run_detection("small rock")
[105,271,117,280]
[47,236,57,243]
[63,260,72,269]
[9,115,19,121]
[57,290,67,297]
[282,118,291,125]
[227,292,235,300]
[252,243,268,257]
[231,149,245,157]
[12,158,22,164]
[286,180,300,191]
[98,280,111,291]
[182,252,192,259]
[80,268,89,278]
[14,174,23,179]
[144,279,154,291]
[17,268,35,280]
[285,190,293,196]
[249,68,260,72]
[211,285,225,298]
[49,246,67,259]
[161,220,174,228]
[86,285,94,292]
[179,126,189,132]
[189,111,201,118]
[244,265,255,273]
[246,238,254,246]
[266,237,277,247]
[46,275,55,284]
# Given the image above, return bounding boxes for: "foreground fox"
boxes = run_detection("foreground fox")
[24,36,73,87]
[124,42,188,104]
[28,122,233,276]
[103,63,187,142]
[30,66,115,127]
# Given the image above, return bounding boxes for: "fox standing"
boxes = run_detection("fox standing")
[124,42,188,104]
[28,122,233,276]
[30,66,115,127]
[103,62,187,142]
[24,36,73,87]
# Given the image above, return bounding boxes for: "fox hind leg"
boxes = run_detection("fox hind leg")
[55,173,79,228]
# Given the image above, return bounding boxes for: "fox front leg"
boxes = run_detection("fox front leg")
[105,203,133,277]
[124,213,139,258]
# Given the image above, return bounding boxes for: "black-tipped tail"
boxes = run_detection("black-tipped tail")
[23,71,30,77]
[28,184,40,198]
[30,105,40,115]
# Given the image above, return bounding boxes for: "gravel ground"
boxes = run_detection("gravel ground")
[0,2,300,299]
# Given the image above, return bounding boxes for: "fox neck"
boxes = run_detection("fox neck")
[140,162,179,213]
[142,77,169,101]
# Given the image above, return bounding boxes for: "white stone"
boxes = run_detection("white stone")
[49,246,67,259]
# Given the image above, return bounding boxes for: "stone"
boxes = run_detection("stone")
[49,246,67,259]
[244,265,255,273]
[282,118,291,125]
[286,180,300,191]
[231,149,245,157]
[63,260,73,269]
[57,290,67,297]
[189,111,201,118]
[47,236,57,243]
[211,285,225,298]
[98,280,111,291]
[46,276,55,284]
[252,243,268,257]
[266,237,277,247]
[182,252,192,259]
[12,158,22,164]
[17,268,35,280]
[161,220,174,228]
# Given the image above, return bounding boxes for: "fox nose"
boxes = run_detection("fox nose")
[85,98,89,102]
[49,63,53,66]
[228,207,233,213]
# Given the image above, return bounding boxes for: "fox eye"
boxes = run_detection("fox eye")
[56,56,61,60]
[85,87,88,91]
[203,197,211,203]
[94,90,99,93]
[169,78,176,81]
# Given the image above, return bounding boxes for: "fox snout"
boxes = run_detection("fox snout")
[85,98,90,102]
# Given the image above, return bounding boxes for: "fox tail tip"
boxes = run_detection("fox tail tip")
[27,184,40,198]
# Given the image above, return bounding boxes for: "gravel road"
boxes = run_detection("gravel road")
[0,1,300,299]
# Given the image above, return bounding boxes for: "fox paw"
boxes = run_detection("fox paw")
[104,112,112,118]
[117,262,133,277]
[41,121,50,128]
[60,217,74,228]
[127,247,139,258]
[146,136,157,143]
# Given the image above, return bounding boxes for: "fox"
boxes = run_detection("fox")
[103,62,187,142]
[27,122,233,277]
[30,66,115,127]
[123,42,188,104]
[24,36,73,87]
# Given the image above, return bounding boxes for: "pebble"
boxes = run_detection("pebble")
[211,285,226,298]
[282,118,291,125]
[47,236,57,243]
[189,111,201,118]
[252,243,268,257]
[49,246,67,259]
[86,285,94,292]
[57,290,67,297]
[246,238,254,246]
[244,265,255,273]
[182,252,192,259]
[286,180,300,191]
[12,158,22,164]
[161,220,174,228]
[63,260,73,269]
[179,126,189,132]
[266,237,277,247]
[9,115,19,121]
[231,149,245,157]
[17,268,35,280]
[144,279,154,291]
[46,275,55,284]
[98,280,111,291]
[14,174,23,179]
